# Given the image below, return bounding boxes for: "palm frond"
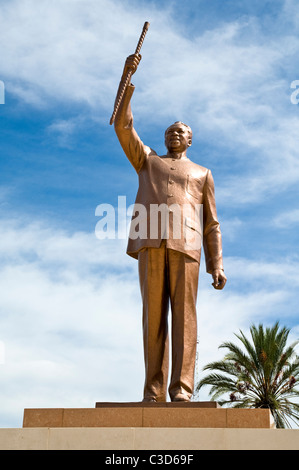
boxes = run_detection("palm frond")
[196,322,299,428]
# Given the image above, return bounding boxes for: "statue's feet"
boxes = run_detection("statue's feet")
[171,392,190,402]
[142,397,157,403]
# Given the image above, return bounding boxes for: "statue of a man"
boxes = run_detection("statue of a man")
[114,54,227,402]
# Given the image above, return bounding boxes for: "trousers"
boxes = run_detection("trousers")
[138,241,200,401]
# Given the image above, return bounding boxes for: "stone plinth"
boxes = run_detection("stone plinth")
[3,427,299,450]
[23,402,275,429]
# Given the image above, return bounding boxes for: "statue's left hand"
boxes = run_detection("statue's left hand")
[212,269,227,290]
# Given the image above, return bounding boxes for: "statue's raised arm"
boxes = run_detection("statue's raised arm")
[110,21,150,125]
[113,54,151,173]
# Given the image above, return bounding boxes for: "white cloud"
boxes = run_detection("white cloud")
[219,217,243,241]
[225,255,299,287]
[0,219,144,426]
[1,0,299,204]
[47,117,80,148]
[0,0,149,108]
[272,208,299,228]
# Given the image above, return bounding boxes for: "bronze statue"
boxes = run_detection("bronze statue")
[112,47,226,402]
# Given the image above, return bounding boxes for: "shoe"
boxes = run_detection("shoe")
[171,392,190,402]
[142,397,157,403]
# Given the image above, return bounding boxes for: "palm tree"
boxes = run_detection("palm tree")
[196,322,299,428]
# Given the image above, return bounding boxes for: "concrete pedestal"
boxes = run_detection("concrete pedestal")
[23,402,275,429]
[2,426,299,450]
[3,402,299,450]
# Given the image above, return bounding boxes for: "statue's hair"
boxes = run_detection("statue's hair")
[165,121,192,141]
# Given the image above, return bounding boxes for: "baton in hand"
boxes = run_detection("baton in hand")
[110,21,150,125]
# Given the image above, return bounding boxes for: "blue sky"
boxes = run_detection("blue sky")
[0,0,299,427]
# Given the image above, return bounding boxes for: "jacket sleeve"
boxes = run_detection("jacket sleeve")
[114,83,149,173]
[202,169,224,274]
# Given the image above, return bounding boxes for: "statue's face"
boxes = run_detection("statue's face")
[165,123,192,153]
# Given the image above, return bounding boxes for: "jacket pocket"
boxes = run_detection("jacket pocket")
[186,175,201,199]
[184,216,202,249]
[185,216,202,234]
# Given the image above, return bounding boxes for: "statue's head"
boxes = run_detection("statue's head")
[164,121,192,153]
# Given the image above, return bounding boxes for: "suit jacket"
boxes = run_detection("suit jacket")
[114,84,224,274]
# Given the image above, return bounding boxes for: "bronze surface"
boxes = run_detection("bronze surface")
[113,54,227,402]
